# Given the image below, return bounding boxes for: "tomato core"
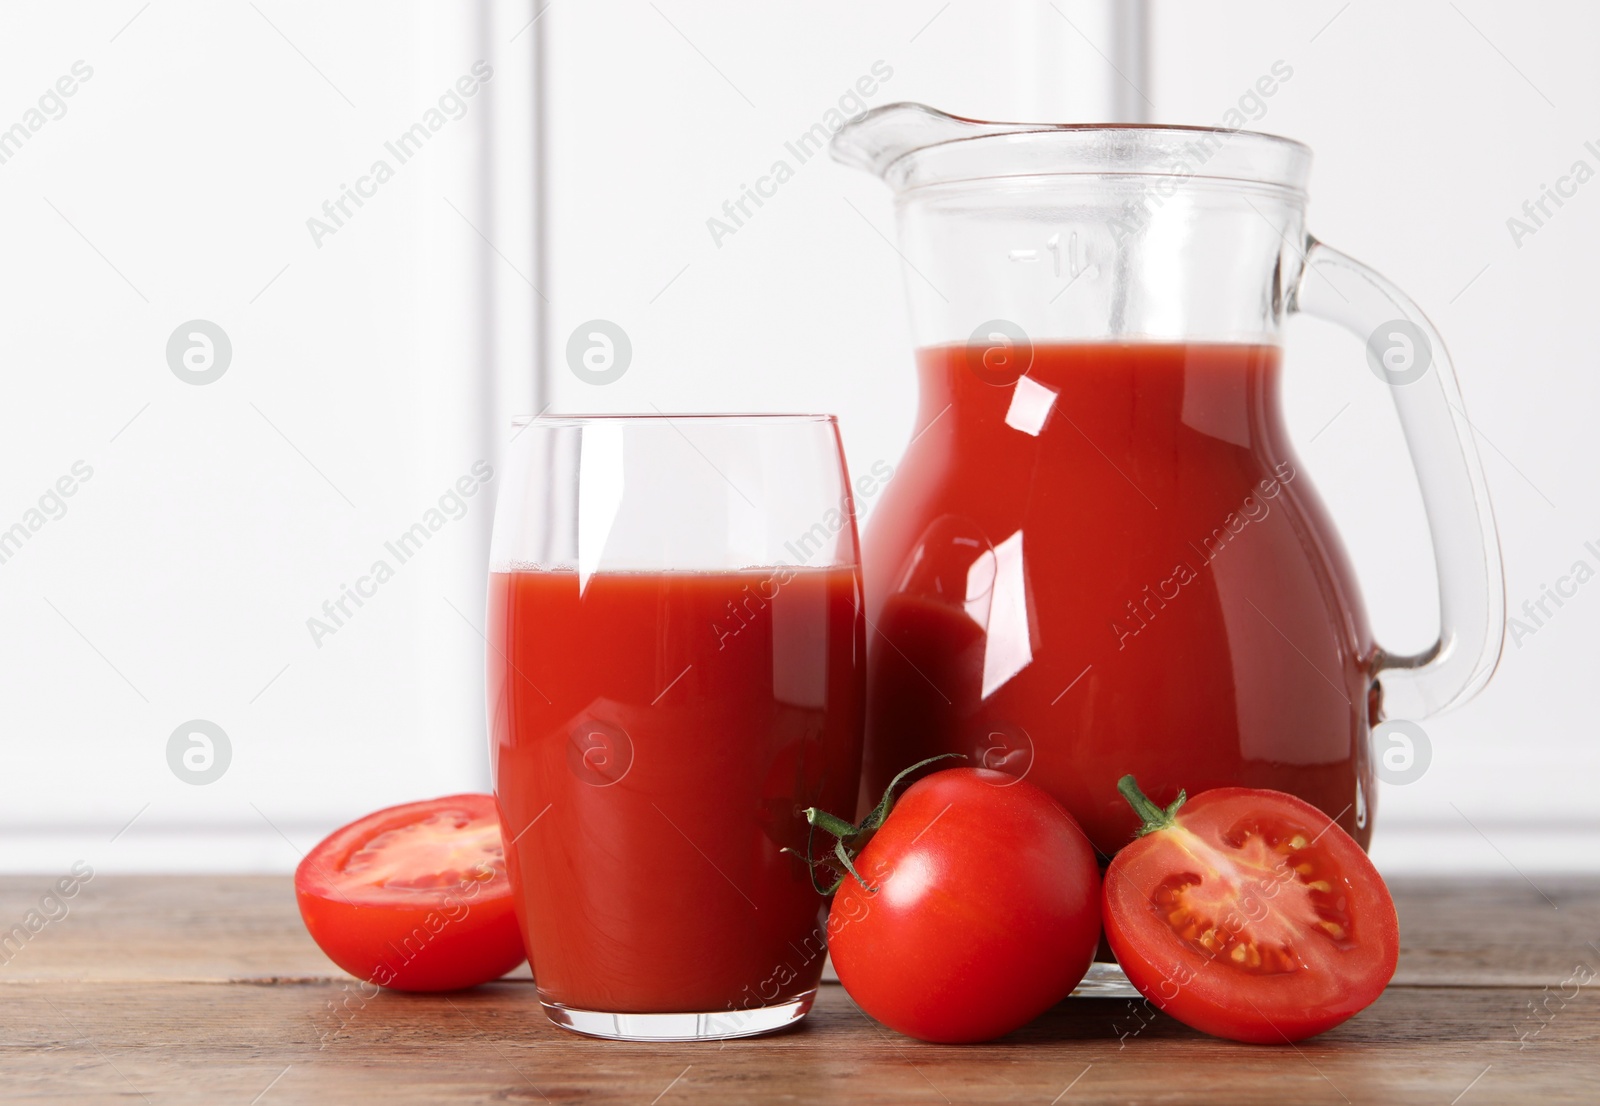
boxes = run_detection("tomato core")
[1150,818,1356,976]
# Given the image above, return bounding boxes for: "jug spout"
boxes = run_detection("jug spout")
[832,101,1312,196]
[830,102,1040,181]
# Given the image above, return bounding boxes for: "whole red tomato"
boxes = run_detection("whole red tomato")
[1103,776,1398,1043]
[822,767,1102,1043]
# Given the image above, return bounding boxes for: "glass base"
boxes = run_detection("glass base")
[1071,961,1139,998]
[541,990,815,1042]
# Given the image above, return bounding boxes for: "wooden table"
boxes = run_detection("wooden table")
[1,875,1595,1104]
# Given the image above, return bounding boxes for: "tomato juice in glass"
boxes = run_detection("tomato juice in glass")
[491,567,862,1015]
[487,415,864,1041]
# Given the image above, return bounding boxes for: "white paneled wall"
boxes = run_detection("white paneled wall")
[3,1,1592,873]
[0,1,536,871]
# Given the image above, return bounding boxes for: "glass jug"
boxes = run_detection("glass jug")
[832,104,1504,856]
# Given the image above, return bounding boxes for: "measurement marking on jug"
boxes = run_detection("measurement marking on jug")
[1011,231,1094,283]
[1047,232,1064,278]
[1049,231,1089,279]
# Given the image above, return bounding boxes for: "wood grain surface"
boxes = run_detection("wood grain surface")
[0,875,1595,1104]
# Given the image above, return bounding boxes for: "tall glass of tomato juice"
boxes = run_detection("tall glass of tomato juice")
[487,414,864,1041]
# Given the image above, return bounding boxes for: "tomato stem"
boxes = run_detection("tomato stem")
[789,753,966,895]
[1117,774,1187,837]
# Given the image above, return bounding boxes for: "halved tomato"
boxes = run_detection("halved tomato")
[295,794,526,991]
[1103,777,1398,1044]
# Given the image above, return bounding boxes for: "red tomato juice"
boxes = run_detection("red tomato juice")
[489,566,863,1014]
[861,342,1376,856]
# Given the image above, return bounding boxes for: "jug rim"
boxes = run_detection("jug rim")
[832,102,1312,196]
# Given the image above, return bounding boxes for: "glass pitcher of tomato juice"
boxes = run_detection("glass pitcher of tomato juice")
[832,104,1504,856]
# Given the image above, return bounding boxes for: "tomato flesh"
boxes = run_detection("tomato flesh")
[1104,786,1398,1043]
[295,794,527,992]
[827,768,1102,1043]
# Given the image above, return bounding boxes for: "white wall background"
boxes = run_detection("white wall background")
[0,0,537,871]
[1,1,1592,875]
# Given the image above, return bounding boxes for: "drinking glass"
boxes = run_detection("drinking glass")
[487,414,864,1041]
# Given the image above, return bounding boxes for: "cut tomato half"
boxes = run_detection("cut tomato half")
[295,794,526,992]
[1103,778,1398,1043]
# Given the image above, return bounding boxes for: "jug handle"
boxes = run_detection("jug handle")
[1288,238,1505,721]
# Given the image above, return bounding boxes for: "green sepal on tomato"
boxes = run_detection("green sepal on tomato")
[793,757,1104,1044]
[1102,775,1399,1044]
